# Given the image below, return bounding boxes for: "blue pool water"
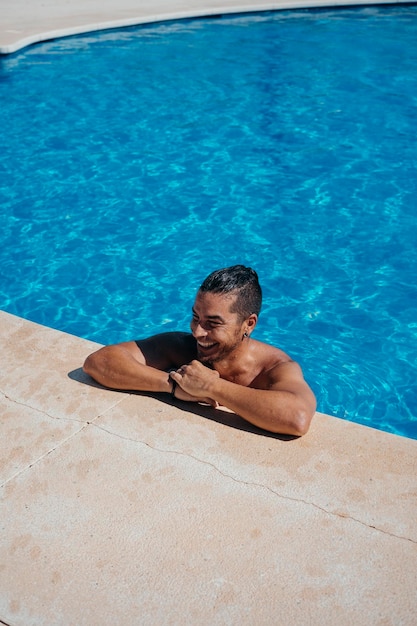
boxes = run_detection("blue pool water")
[1,7,416,438]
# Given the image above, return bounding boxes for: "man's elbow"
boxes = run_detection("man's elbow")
[271,407,315,437]
[282,406,315,437]
[83,351,106,386]
[291,410,313,436]
[264,409,313,437]
[83,354,93,375]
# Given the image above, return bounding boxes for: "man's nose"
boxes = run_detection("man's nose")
[192,322,207,338]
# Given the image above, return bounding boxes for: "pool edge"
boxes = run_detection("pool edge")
[1,307,416,624]
[1,0,416,55]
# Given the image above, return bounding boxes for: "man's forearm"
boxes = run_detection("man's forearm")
[209,378,313,436]
[83,345,172,393]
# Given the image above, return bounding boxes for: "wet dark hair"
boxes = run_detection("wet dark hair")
[199,265,262,320]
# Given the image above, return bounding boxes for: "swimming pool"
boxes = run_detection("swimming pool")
[1,6,416,438]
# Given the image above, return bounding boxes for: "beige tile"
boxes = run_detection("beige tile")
[1,423,416,626]
[0,311,124,422]
[0,396,83,485]
[96,395,417,541]
[1,311,416,624]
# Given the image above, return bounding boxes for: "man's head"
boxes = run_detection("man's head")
[199,265,262,322]
[191,266,262,365]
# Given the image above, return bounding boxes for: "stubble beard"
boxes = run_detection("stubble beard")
[197,336,242,369]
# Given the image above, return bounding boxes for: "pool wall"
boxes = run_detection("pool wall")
[1,2,417,624]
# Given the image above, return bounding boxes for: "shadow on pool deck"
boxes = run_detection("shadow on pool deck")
[69,366,298,440]
[1,309,416,624]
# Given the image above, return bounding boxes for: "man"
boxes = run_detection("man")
[83,265,316,436]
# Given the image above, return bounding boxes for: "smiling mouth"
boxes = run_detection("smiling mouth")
[197,341,217,351]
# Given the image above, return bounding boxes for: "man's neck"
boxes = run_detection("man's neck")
[212,341,256,383]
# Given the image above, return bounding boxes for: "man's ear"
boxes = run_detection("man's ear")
[246,313,258,335]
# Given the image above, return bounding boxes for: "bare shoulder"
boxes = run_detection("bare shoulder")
[251,340,310,389]
[134,332,197,369]
[251,339,293,369]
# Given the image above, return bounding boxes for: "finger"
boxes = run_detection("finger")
[169,371,182,383]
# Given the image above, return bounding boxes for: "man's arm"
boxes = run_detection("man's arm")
[170,360,316,436]
[83,333,194,393]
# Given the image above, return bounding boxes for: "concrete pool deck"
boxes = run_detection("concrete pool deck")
[1,310,417,625]
[1,1,417,624]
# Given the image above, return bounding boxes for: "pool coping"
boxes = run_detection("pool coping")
[1,310,416,624]
[1,0,416,55]
[1,1,417,623]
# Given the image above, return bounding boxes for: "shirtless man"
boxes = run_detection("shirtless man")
[83,265,316,436]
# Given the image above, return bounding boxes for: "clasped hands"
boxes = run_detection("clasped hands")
[169,360,219,407]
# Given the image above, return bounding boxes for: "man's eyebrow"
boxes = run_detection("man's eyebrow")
[192,307,225,322]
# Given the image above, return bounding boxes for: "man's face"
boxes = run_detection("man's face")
[190,290,246,365]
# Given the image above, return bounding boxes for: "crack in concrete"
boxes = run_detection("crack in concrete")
[1,388,126,425]
[1,426,87,488]
[2,387,415,546]
[92,421,417,546]
[1,389,86,424]
[0,391,126,487]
